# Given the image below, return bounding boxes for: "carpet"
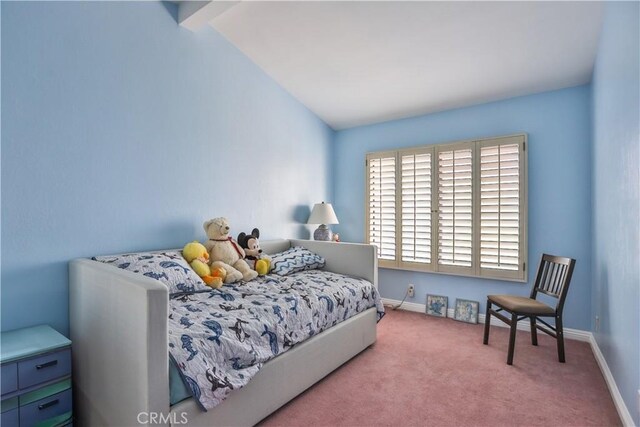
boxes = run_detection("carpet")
[259,309,620,427]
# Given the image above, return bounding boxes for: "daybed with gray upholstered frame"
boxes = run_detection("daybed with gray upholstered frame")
[69,239,378,426]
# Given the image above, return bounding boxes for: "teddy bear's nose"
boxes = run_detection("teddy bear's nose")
[225,226,229,231]
[258,249,263,253]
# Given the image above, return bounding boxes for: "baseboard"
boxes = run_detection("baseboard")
[381,297,635,426]
[382,299,426,314]
[381,298,589,342]
[588,335,635,426]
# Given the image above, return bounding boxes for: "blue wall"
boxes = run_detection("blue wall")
[591,2,640,424]
[1,2,333,335]
[333,86,593,330]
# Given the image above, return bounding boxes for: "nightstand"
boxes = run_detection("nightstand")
[1,325,72,427]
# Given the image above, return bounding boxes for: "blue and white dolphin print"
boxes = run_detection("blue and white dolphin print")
[184,304,202,313]
[219,303,244,312]
[283,332,294,349]
[181,334,198,361]
[334,292,346,308]
[229,318,251,342]
[160,260,192,275]
[272,305,284,323]
[318,295,334,313]
[300,293,312,308]
[180,316,194,328]
[211,290,235,302]
[284,296,299,314]
[144,271,169,281]
[306,322,316,336]
[206,367,234,393]
[261,324,279,355]
[166,269,384,411]
[203,320,223,345]
[229,357,243,370]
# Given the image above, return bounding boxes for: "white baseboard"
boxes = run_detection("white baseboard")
[588,334,635,426]
[382,299,426,314]
[381,297,635,426]
[381,298,589,341]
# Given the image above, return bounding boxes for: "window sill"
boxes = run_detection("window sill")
[378,263,528,283]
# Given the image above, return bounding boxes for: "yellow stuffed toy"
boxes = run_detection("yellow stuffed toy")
[210,266,227,284]
[182,241,226,289]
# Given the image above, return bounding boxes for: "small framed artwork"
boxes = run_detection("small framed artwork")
[426,294,448,318]
[454,299,480,324]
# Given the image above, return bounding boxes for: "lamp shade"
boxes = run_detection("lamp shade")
[307,202,339,225]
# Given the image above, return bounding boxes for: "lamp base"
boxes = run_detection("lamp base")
[313,224,333,241]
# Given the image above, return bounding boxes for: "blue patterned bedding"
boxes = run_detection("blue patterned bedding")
[168,269,384,410]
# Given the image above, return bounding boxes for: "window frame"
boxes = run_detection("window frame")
[364,133,528,283]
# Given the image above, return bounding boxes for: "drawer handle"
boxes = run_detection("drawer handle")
[36,360,58,369]
[38,399,59,410]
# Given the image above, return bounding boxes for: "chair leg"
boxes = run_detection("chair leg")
[530,316,538,346]
[507,313,518,365]
[556,315,565,363]
[483,300,492,345]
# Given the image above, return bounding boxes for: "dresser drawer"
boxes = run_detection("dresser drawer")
[1,363,18,395]
[18,349,71,389]
[1,407,18,426]
[19,388,72,427]
[1,395,19,427]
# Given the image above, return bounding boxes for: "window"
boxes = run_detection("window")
[401,150,432,267]
[365,134,527,282]
[366,151,396,262]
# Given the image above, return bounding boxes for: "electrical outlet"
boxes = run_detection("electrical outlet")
[408,284,415,298]
[595,315,600,332]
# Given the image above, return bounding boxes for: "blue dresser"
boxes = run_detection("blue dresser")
[1,326,72,427]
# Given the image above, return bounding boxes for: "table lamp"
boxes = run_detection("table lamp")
[307,202,339,241]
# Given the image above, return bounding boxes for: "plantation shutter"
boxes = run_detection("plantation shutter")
[365,133,527,282]
[400,149,433,270]
[366,152,397,266]
[437,144,474,274]
[478,135,526,280]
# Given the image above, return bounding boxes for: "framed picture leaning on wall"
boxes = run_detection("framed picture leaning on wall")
[426,294,448,317]
[454,299,480,324]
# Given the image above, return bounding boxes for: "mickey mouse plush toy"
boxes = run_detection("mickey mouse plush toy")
[237,228,272,276]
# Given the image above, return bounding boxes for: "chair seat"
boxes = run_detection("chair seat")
[488,295,555,315]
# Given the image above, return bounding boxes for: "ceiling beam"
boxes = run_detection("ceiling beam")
[178,1,239,31]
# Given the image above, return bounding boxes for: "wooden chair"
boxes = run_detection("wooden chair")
[483,254,576,365]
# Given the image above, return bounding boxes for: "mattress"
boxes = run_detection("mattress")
[168,269,384,408]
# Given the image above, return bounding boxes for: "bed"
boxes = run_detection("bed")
[69,239,380,426]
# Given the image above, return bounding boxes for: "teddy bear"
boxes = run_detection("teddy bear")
[182,241,227,289]
[237,228,272,276]
[204,217,258,283]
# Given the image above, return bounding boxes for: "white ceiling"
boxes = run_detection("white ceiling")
[208,1,603,130]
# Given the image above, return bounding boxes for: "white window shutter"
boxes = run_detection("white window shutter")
[366,153,397,265]
[437,145,474,273]
[365,134,527,282]
[479,136,526,280]
[400,150,433,269]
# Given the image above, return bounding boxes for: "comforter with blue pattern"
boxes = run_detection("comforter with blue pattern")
[168,270,384,410]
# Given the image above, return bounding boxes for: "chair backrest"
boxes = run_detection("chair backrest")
[530,254,576,313]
